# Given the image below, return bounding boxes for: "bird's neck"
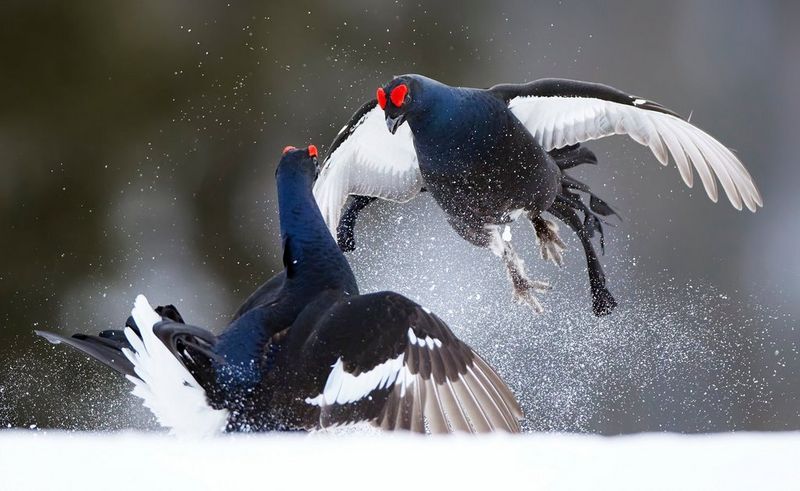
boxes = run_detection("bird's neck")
[276,168,356,289]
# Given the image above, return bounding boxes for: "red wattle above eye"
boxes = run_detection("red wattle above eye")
[282,145,296,155]
[390,84,408,107]
[307,145,318,158]
[376,88,387,109]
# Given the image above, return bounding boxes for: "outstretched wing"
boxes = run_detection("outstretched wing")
[304,292,523,433]
[491,78,762,212]
[313,100,423,237]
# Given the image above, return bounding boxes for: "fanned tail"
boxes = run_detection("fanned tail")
[36,296,228,436]
[548,143,598,170]
[34,304,188,378]
[35,329,136,377]
[548,145,619,316]
[549,145,621,254]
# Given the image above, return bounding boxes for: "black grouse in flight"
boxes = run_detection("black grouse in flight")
[313,75,761,316]
[37,145,522,435]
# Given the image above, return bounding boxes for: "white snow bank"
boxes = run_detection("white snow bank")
[1,431,798,490]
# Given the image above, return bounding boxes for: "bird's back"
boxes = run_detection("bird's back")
[236,289,348,430]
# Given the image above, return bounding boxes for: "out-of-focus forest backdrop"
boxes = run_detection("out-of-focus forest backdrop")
[1,1,798,433]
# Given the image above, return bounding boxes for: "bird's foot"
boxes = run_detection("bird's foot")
[533,219,566,266]
[488,223,551,313]
[510,278,550,313]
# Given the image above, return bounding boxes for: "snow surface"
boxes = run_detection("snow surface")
[1,430,798,490]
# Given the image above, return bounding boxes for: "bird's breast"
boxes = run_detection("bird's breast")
[412,114,557,221]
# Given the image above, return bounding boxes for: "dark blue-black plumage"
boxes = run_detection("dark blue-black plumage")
[327,75,620,315]
[37,146,522,434]
[317,74,758,316]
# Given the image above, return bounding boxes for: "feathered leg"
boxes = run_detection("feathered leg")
[529,214,566,266]
[446,216,550,313]
[485,225,550,313]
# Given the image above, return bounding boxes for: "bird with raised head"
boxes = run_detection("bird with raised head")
[314,75,762,316]
[37,145,522,435]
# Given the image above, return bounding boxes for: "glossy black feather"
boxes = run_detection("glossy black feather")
[37,146,521,434]
[489,78,682,118]
[326,74,621,315]
[36,330,135,377]
[324,99,379,163]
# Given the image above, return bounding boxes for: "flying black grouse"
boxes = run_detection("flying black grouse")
[313,75,761,316]
[37,145,522,435]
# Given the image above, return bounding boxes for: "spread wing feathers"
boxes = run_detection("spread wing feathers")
[304,292,523,433]
[494,78,762,212]
[38,295,227,436]
[313,100,423,237]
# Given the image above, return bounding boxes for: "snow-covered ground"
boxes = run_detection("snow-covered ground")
[1,430,798,490]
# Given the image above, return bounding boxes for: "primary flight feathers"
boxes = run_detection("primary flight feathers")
[506,91,761,211]
[315,78,761,241]
[313,75,761,316]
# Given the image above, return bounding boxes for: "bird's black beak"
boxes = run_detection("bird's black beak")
[385,114,406,134]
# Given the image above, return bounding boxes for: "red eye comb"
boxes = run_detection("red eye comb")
[377,87,387,109]
[308,145,318,158]
[390,84,408,107]
[282,145,296,155]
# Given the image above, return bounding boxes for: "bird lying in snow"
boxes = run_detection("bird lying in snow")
[313,74,762,316]
[36,145,522,435]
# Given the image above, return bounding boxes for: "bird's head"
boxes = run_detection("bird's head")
[276,144,319,185]
[377,75,421,134]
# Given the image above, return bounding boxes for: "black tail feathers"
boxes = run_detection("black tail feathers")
[121,304,184,335]
[548,147,620,316]
[35,329,136,377]
[556,173,620,254]
[591,284,618,317]
[35,303,191,379]
[549,144,598,170]
[550,145,620,250]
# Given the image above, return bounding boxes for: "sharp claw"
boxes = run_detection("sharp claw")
[497,222,550,313]
[513,289,544,313]
[534,218,566,267]
[531,281,550,292]
[510,277,550,313]
[541,242,564,267]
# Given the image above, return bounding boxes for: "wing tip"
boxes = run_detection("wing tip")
[743,194,762,213]
[751,186,764,209]
[34,330,63,345]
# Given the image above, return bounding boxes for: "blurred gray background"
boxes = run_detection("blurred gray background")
[1,0,798,433]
